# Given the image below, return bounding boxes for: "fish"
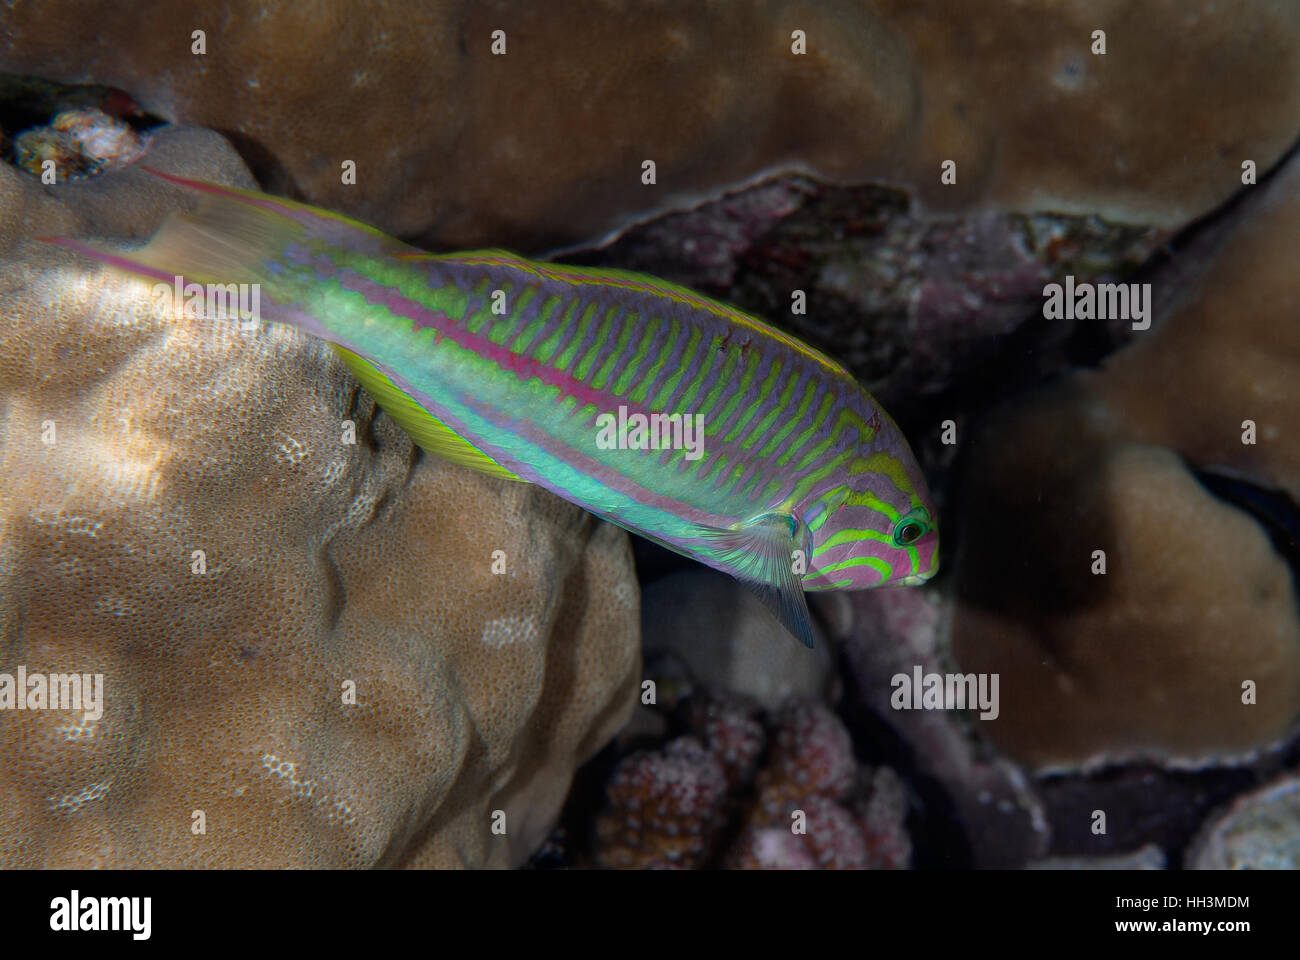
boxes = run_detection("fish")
[42,168,939,647]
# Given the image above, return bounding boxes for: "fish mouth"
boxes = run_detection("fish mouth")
[894,574,931,586]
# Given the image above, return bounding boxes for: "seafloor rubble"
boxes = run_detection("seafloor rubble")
[2,1,1300,870]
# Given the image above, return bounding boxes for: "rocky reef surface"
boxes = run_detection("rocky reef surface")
[3,1,1300,870]
[4,1,1300,251]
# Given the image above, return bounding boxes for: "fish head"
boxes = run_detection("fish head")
[801,430,939,591]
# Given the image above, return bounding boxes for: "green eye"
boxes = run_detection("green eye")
[893,512,929,546]
[896,522,923,545]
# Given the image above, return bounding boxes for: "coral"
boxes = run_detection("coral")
[753,702,858,815]
[950,147,1300,772]
[3,2,1297,250]
[955,436,1300,771]
[564,179,811,287]
[725,766,911,871]
[802,795,874,869]
[869,0,1300,227]
[821,586,1050,866]
[722,825,818,870]
[640,569,832,711]
[854,767,912,870]
[740,702,910,870]
[11,106,146,179]
[682,695,766,792]
[0,126,641,868]
[728,790,868,868]
[1186,773,1300,869]
[591,694,911,869]
[594,737,728,869]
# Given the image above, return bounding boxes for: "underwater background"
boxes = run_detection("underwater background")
[0,0,1298,870]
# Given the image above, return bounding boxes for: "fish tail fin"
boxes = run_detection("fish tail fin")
[39,169,411,342]
[40,193,332,339]
[41,172,526,482]
[136,168,415,256]
[41,167,416,292]
[39,171,310,289]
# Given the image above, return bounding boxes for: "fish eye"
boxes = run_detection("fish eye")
[893,512,929,546]
[896,522,923,544]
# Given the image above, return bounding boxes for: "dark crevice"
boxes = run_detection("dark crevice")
[837,651,972,868]
[1187,462,1300,590]
[213,127,303,200]
[0,72,165,167]
[1061,127,1300,371]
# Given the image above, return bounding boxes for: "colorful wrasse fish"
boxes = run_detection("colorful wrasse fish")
[44,169,939,646]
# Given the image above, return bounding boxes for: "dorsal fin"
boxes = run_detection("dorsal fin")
[392,248,526,262]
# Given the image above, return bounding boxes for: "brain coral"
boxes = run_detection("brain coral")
[2,1,1297,250]
[0,126,641,868]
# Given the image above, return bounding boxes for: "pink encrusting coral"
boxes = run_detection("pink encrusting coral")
[595,737,730,869]
[593,697,912,869]
[683,696,767,791]
[738,702,911,870]
[753,702,859,815]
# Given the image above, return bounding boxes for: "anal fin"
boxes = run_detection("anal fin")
[332,346,525,482]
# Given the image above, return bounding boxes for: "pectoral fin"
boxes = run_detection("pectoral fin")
[694,513,817,648]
